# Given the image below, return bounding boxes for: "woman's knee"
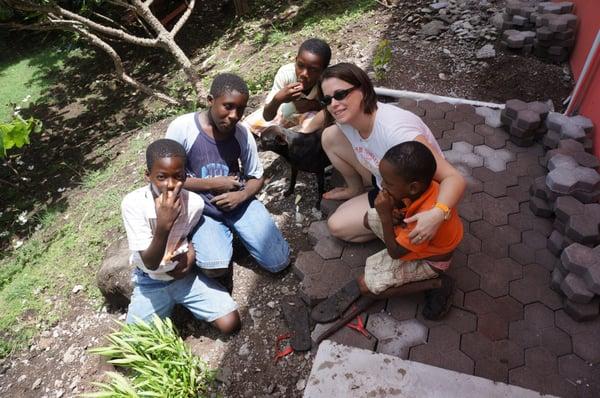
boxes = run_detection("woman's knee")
[213,310,241,334]
[327,212,349,240]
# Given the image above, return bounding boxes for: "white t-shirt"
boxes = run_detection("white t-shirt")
[121,185,204,281]
[265,63,320,119]
[338,102,443,188]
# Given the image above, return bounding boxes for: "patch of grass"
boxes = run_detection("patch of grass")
[0,41,74,121]
[0,132,149,358]
[86,317,215,397]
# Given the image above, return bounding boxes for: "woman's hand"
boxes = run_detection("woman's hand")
[404,207,445,244]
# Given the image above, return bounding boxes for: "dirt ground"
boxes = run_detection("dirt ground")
[0,1,575,397]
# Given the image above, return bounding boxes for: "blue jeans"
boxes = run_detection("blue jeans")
[192,198,290,273]
[126,269,238,324]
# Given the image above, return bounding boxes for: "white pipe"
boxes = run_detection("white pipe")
[565,29,600,115]
[374,87,505,109]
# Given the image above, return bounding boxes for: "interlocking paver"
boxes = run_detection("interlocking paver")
[475,107,503,128]
[572,329,600,363]
[564,297,599,322]
[561,273,594,303]
[522,230,547,250]
[478,312,509,341]
[509,243,535,265]
[341,240,384,268]
[464,290,495,315]
[524,346,558,375]
[461,331,494,362]
[524,302,555,329]
[386,293,423,321]
[457,233,481,255]
[540,326,572,356]
[293,250,325,279]
[300,259,355,306]
[482,195,520,226]
[314,235,344,259]
[425,118,454,139]
[307,220,330,244]
[366,314,427,359]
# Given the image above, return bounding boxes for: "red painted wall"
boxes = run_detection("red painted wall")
[564,0,600,156]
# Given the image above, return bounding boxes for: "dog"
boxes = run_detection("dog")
[259,125,331,209]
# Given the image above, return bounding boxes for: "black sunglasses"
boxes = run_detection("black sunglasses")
[320,86,358,106]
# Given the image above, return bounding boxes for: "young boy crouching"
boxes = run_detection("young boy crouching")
[121,139,240,333]
[312,141,463,322]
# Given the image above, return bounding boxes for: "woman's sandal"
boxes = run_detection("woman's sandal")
[310,280,362,323]
[422,274,454,321]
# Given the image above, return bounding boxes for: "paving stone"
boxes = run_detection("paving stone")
[443,128,485,147]
[386,292,423,321]
[509,264,551,305]
[366,314,427,359]
[529,197,554,218]
[524,302,555,329]
[340,240,384,269]
[427,324,461,352]
[447,266,480,292]
[524,346,558,375]
[457,233,481,255]
[300,259,355,306]
[551,267,566,293]
[564,297,599,322]
[494,295,524,322]
[464,290,496,315]
[445,110,469,124]
[293,250,325,280]
[482,258,523,297]
[458,200,482,222]
[560,122,586,141]
[475,107,503,128]
[560,243,596,276]
[561,273,595,303]
[478,312,510,341]
[508,366,548,395]
[546,167,578,194]
[522,230,547,250]
[547,153,578,171]
[460,331,494,362]
[535,248,557,271]
[572,329,600,363]
[558,353,599,397]
[493,339,525,369]
[473,357,509,383]
[314,235,344,259]
[505,100,529,119]
[542,129,560,149]
[516,109,541,130]
[540,326,572,356]
[307,220,330,244]
[426,118,454,139]
[482,195,520,226]
[565,213,600,245]
[553,195,584,222]
[509,243,535,265]
[509,319,542,349]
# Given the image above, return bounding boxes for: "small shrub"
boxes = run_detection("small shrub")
[85,317,215,398]
[373,39,392,81]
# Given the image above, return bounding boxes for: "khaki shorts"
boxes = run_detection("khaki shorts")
[364,208,439,295]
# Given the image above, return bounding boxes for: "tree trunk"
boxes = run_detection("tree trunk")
[233,0,250,15]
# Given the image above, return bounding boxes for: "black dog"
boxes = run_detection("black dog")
[260,125,331,209]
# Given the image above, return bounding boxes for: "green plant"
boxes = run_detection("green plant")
[85,317,215,398]
[0,115,42,158]
[373,39,392,80]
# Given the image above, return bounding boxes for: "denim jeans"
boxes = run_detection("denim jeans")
[126,268,238,324]
[191,198,290,273]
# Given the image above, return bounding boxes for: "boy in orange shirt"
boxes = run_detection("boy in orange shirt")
[312,141,463,322]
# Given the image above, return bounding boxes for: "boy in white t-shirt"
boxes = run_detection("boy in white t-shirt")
[242,38,331,135]
[121,139,240,333]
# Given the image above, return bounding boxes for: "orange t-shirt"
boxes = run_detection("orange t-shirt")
[394,181,463,261]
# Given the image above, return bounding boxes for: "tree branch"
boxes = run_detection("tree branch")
[170,0,194,38]
[70,25,181,105]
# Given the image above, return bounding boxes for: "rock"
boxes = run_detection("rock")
[238,343,250,357]
[430,2,449,10]
[296,378,306,391]
[96,238,134,309]
[18,374,27,383]
[71,285,83,294]
[32,378,42,390]
[419,20,446,36]
[476,44,496,59]
[62,344,78,364]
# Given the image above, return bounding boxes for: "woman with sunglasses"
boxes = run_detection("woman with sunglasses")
[320,63,465,244]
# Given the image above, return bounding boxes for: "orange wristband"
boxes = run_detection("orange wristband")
[434,202,451,220]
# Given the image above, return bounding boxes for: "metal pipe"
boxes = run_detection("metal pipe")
[565,29,600,115]
[374,87,505,109]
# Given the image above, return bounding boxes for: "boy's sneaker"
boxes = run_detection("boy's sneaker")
[422,274,454,321]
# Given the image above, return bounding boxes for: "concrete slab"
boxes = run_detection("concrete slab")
[304,341,555,398]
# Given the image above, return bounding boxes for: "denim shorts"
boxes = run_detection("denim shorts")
[126,268,238,324]
[191,198,290,273]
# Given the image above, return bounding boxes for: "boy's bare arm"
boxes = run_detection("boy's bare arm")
[184,176,241,194]
[374,190,410,259]
[139,183,182,270]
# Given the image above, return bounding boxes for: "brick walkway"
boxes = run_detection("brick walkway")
[294,100,600,398]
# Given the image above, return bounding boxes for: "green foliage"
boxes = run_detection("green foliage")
[373,39,392,80]
[0,115,42,158]
[86,317,215,398]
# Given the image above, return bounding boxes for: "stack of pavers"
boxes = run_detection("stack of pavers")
[533,2,577,63]
[499,1,578,62]
[500,99,550,147]
[526,113,600,321]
